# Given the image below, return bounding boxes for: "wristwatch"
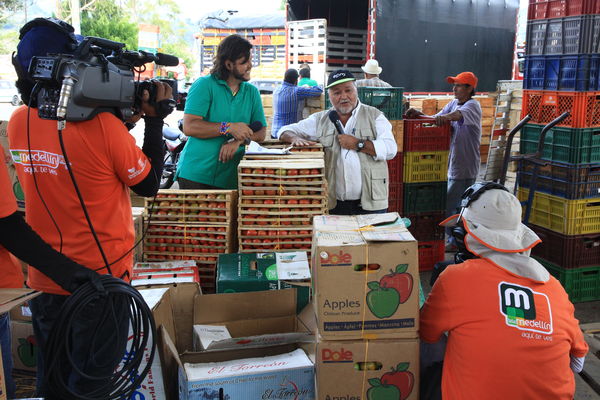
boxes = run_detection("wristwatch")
[356,139,366,152]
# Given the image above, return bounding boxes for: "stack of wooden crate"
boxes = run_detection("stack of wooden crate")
[237,159,327,256]
[143,189,238,293]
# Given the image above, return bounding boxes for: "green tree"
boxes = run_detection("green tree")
[0,30,19,54]
[60,0,138,50]
[0,0,29,25]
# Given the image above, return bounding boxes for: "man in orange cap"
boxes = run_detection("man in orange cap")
[406,71,482,251]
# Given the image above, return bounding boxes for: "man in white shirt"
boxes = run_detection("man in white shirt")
[277,69,397,215]
[356,59,392,88]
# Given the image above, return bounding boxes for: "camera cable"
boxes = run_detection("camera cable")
[43,274,157,400]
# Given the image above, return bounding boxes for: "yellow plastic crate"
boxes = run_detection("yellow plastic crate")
[403,151,449,183]
[518,188,600,235]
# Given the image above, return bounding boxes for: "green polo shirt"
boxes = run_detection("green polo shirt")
[298,77,318,87]
[176,74,266,189]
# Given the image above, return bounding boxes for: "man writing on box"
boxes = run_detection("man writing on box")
[276,70,397,215]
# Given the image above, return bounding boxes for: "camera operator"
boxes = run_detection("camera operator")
[0,142,102,398]
[7,18,173,397]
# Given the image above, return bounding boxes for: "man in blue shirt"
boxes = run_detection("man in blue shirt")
[271,68,322,138]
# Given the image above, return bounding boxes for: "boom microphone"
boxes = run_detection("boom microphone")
[328,110,346,135]
[156,52,179,66]
[249,121,263,132]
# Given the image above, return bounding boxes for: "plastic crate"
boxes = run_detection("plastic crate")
[521,90,600,128]
[403,151,449,183]
[418,240,445,272]
[518,187,600,235]
[519,123,600,164]
[387,153,404,184]
[528,0,600,20]
[529,224,600,268]
[517,160,600,199]
[388,183,403,213]
[403,119,451,151]
[535,257,600,302]
[406,212,446,241]
[526,15,600,55]
[325,87,405,120]
[403,182,447,214]
[523,54,600,91]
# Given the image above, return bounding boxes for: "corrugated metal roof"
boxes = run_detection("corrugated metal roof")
[202,11,285,29]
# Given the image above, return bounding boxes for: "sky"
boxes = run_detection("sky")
[34,0,283,22]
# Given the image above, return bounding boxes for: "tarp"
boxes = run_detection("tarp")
[202,11,285,29]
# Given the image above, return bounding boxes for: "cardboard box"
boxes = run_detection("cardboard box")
[0,120,24,212]
[152,285,315,399]
[179,348,314,399]
[316,338,419,400]
[312,213,419,340]
[217,252,311,312]
[11,320,37,372]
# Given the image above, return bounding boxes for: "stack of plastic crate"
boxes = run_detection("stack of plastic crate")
[402,118,451,271]
[518,0,600,302]
[326,87,405,212]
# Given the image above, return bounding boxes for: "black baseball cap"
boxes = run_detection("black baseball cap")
[326,69,356,88]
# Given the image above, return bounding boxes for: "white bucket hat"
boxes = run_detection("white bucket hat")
[361,59,382,75]
[441,188,540,253]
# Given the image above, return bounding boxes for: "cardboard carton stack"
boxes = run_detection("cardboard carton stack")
[143,189,238,293]
[237,159,327,255]
[311,213,420,399]
[261,94,274,131]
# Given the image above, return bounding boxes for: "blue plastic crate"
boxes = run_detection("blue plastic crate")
[524,54,600,91]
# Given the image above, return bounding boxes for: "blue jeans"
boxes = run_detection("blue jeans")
[445,178,476,240]
[329,200,387,215]
[0,313,15,399]
[30,293,128,398]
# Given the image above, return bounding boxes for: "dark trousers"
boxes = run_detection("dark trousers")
[329,199,387,215]
[177,177,219,190]
[0,313,15,399]
[30,293,128,398]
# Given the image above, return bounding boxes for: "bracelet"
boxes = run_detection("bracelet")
[219,122,231,136]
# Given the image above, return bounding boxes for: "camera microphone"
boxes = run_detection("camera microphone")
[328,110,346,135]
[156,53,179,67]
[243,121,263,144]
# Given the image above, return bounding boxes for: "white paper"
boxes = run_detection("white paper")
[245,141,293,155]
[356,212,401,228]
[276,251,311,280]
[193,324,232,351]
[138,287,170,309]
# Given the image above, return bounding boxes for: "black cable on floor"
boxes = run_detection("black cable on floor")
[43,275,156,400]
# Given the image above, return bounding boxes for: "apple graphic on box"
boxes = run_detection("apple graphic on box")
[18,335,38,368]
[379,264,413,304]
[367,378,400,400]
[381,363,414,400]
[366,282,400,319]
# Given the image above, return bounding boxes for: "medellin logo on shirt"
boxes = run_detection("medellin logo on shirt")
[498,282,553,335]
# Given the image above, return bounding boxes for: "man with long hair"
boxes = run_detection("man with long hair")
[176,34,267,189]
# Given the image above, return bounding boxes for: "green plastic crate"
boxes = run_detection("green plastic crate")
[403,182,447,214]
[519,123,600,163]
[535,257,600,303]
[325,87,405,120]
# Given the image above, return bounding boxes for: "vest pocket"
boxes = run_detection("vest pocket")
[370,168,388,201]
[320,132,336,148]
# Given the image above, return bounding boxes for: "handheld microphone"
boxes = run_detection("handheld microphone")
[328,110,346,135]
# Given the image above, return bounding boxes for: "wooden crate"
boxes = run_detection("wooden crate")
[390,120,404,151]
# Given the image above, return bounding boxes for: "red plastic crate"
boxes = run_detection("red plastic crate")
[521,90,600,128]
[388,183,403,213]
[387,153,404,184]
[529,224,600,269]
[528,0,600,20]
[407,212,446,241]
[418,240,445,271]
[403,119,451,152]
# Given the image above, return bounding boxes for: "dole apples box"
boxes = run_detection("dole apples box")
[179,348,314,400]
[316,338,419,400]
[312,213,419,339]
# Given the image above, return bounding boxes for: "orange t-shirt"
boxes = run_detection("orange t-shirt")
[8,107,150,295]
[420,258,588,400]
[0,143,25,288]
